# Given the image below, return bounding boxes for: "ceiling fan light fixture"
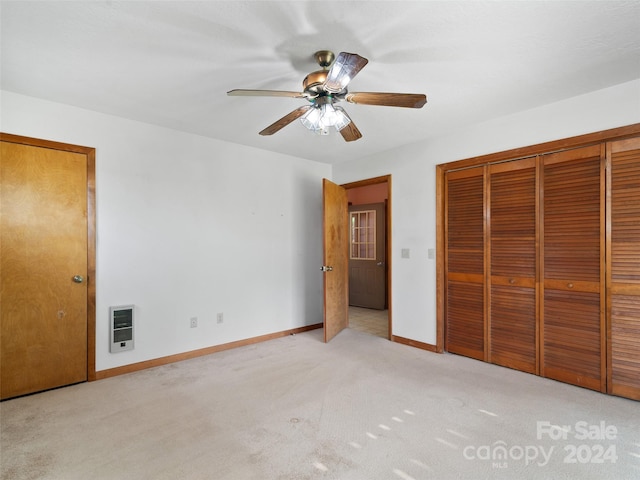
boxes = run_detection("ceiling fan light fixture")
[300,103,351,135]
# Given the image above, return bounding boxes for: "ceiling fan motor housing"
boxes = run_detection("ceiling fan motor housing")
[303,50,339,95]
[303,70,330,95]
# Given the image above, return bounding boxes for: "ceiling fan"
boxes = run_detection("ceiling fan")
[227,50,427,142]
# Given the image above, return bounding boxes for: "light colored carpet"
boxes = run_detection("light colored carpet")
[1,328,638,480]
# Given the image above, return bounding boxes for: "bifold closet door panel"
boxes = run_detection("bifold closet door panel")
[446,167,485,360]
[489,159,537,374]
[608,137,640,400]
[541,145,605,391]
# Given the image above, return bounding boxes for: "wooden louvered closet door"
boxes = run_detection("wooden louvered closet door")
[541,145,605,391]
[489,159,538,374]
[607,137,640,400]
[446,167,486,360]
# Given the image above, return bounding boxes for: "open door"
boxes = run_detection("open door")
[322,178,349,342]
[348,202,386,309]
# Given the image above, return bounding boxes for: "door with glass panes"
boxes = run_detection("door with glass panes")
[348,202,386,310]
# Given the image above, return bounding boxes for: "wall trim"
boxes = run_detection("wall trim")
[95,323,323,380]
[439,123,640,173]
[393,335,438,353]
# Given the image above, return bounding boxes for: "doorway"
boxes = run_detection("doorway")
[342,176,391,340]
[0,133,96,400]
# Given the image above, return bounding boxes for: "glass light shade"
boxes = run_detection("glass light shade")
[300,106,329,135]
[319,103,338,127]
[332,106,351,131]
[300,102,351,135]
[300,105,321,128]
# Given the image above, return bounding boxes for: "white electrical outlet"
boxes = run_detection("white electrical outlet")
[190,317,198,328]
[217,312,224,324]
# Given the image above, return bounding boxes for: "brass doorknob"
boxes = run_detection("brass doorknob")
[73,275,84,284]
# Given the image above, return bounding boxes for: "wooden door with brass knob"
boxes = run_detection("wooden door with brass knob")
[322,179,348,343]
[1,134,95,400]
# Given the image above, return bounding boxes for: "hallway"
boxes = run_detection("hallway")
[348,306,388,339]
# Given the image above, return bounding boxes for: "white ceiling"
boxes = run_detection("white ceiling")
[2,1,639,164]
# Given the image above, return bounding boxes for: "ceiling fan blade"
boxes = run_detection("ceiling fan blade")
[345,92,427,108]
[339,120,363,142]
[227,89,309,99]
[323,52,369,93]
[259,106,311,136]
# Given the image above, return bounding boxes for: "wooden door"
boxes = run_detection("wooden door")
[1,137,93,399]
[488,158,538,374]
[445,167,486,360]
[607,136,640,400]
[348,202,386,309]
[541,145,605,391]
[323,179,349,342]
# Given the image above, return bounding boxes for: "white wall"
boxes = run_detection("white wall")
[3,79,638,369]
[334,79,640,346]
[1,91,330,371]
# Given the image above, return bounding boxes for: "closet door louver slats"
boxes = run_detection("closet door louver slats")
[541,145,605,391]
[446,168,485,360]
[441,127,640,400]
[489,159,537,374]
[608,137,640,400]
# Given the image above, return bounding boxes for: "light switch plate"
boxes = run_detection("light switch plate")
[401,248,410,259]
